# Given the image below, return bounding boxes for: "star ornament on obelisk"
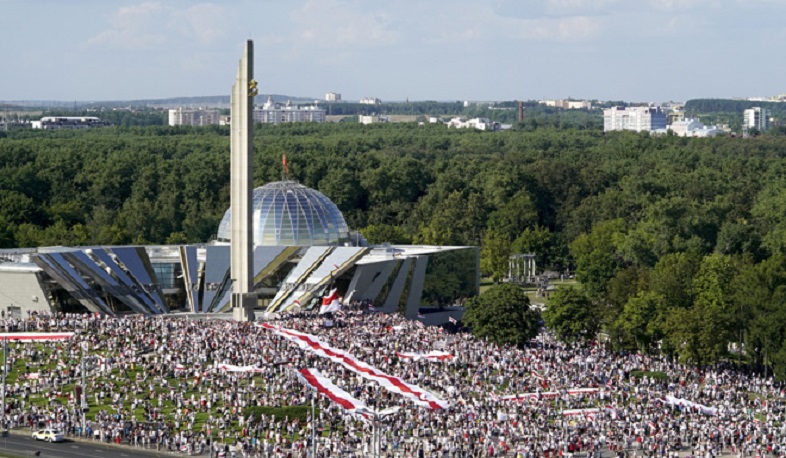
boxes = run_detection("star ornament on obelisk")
[230,40,257,322]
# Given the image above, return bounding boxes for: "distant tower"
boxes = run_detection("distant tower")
[743,107,770,133]
[230,40,257,322]
[517,101,524,123]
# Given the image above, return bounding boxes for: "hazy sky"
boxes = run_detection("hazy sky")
[2,0,784,103]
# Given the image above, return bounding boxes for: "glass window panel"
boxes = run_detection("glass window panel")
[217,182,350,246]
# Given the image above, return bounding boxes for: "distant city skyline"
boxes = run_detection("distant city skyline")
[1,0,785,104]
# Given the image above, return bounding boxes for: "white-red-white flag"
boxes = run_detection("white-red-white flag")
[261,323,449,410]
[395,350,454,361]
[216,363,264,373]
[297,368,371,417]
[320,288,342,314]
[0,332,74,342]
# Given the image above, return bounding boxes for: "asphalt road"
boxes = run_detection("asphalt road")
[0,433,193,458]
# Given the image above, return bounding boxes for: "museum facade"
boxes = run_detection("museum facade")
[0,181,479,321]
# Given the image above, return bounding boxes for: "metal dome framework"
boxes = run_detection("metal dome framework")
[217,181,350,246]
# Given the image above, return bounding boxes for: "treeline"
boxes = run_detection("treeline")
[3,123,786,374]
[325,100,603,126]
[685,98,786,134]
[685,98,786,116]
[20,99,605,128]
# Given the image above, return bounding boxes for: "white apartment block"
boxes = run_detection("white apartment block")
[743,107,770,132]
[168,108,222,127]
[359,97,381,105]
[31,116,110,129]
[603,106,667,132]
[253,97,325,125]
[447,117,499,131]
[325,92,341,102]
[358,115,389,125]
[539,99,592,110]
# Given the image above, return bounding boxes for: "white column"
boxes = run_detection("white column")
[230,40,257,321]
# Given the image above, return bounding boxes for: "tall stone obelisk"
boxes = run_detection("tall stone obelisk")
[230,40,257,322]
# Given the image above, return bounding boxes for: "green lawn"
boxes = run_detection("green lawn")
[480,277,578,308]
[1,340,333,440]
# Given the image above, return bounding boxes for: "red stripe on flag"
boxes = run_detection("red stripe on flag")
[262,323,447,409]
[298,368,366,413]
[322,289,338,306]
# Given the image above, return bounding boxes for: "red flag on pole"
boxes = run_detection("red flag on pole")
[282,154,289,177]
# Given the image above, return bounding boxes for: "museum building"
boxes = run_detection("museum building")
[0,181,479,321]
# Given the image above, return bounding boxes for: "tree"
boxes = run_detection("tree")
[359,224,412,245]
[615,291,664,352]
[479,230,511,283]
[415,191,487,246]
[604,266,650,347]
[715,220,762,258]
[512,225,552,269]
[663,253,735,365]
[463,283,540,347]
[731,255,786,375]
[569,219,627,301]
[542,286,600,343]
[691,253,736,362]
[486,190,538,240]
[752,181,786,257]
[649,252,701,309]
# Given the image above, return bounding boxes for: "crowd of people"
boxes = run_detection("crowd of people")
[1,305,785,458]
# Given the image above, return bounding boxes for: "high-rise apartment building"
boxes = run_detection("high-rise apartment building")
[743,107,770,132]
[603,106,667,132]
[253,96,325,125]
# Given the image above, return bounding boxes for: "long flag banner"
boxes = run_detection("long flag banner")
[497,388,599,402]
[498,392,558,402]
[0,332,74,342]
[297,368,371,417]
[260,323,449,409]
[216,363,265,373]
[395,351,453,361]
[661,395,717,416]
[567,388,600,396]
[562,408,600,416]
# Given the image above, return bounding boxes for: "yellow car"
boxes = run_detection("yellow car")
[32,429,64,442]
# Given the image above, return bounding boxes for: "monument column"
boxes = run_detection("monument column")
[230,40,257,321]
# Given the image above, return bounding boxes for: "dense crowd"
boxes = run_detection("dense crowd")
[1,307,785,458]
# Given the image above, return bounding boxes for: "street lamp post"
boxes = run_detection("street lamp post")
[312,395,317,458]
[739,302,743,369]
[372,407,400,458]
[81,341,88,436]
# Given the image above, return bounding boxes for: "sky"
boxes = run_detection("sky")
[1,0,785,104]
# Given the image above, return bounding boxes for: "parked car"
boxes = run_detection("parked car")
[32,429,64,442]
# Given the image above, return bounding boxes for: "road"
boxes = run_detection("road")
[0,432,198,458]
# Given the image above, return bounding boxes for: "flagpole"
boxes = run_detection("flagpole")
[81,340,87,436]
[312,394,317,458]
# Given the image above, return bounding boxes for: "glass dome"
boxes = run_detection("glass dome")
[216,181,350,246]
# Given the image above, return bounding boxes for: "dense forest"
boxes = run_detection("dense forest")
[3,122,786,374]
